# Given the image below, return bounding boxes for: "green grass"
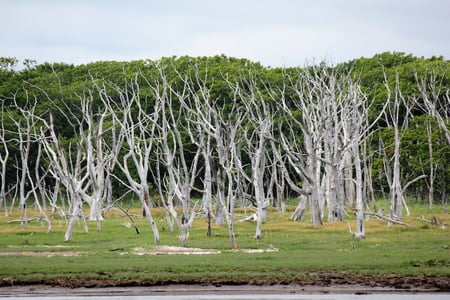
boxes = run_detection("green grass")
[0,204,448,283]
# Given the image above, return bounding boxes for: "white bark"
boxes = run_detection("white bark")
[153,155,175,233]
[181,69,244,249]
[27,142,52,232]
[71,93,111,230]
[415,71,449,211]
[156,70,201,246]
[0,101,9,215]
[50,143,87,238]
[345,80,387,239]
[278,67,337,226]
[352,119,365,239]
[382,73,419,221]
[110,77,161,244]
[84,107,106,223]
[39,115,90,241]
[200,134,213,236]
[278,65,384,234]
[426,120,436,212]
[23,79,117,239]
[270,138,310,220]
[15,111,32,225]
[416,72,450,145]
[11,98,51,230]
[236,77,272,240]
[291,195,307,221]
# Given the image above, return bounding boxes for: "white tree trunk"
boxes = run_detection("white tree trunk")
[343,152,355,208]
[246,108,271,239]
[215,168,226,225]
[142,187,160,244]
[225,169,238,249]
[179,70,244,249]
[426,121,435,212]
[383,74,415,222]
[390,123,404,220]
[416,72,450,145]
[306,134,322,227]
[0,113,8,216]
[291,195,307,221]
[108,76,163,244]
[353,129,365,239]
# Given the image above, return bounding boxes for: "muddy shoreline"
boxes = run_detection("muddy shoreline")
[1,273,449,296]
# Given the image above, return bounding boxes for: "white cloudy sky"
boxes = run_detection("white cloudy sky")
[1,0,449,67]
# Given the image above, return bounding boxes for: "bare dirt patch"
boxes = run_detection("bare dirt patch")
[0,251,84,257]
[127,246,279,255]
[239,247,279,253]
[128,246,221,255]
[0,245,279,258]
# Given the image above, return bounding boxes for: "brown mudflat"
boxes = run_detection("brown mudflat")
[1,271,448,296]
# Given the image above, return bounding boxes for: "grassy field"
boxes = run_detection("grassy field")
[0,202,448,285]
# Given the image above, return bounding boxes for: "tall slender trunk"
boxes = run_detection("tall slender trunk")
[142,188,160,245]
[344,152,355,208]
[215,167,226,225]
[390,124,404,221]
[226,170,238,250]
[202,150,213,236]
[307,137,322,227]
[353,130,365,239]
[427,121,435,212]
[64,190,88,242]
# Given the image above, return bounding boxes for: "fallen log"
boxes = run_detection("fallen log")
[7,216,41,224]
[364,212,410,226]
[418,215,448,229]
[236,213,257,223]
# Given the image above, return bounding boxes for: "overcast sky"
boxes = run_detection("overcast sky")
[1,0,449,67]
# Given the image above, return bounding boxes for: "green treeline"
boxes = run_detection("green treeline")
[0,52,449,241]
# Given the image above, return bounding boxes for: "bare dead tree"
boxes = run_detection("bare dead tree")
[29,80,119,234]
[108,75,161,244]
[10,95,52,231]
[38,112,89,240]
[347,84,366,239]
[416,71,450,145]
[270,137,310,220]
[275,64,386,239]
[152,153,175,233]
[278,67,331,227]
[345,75,389,239]
[179,75,214,234]
[425,119,437,212]
[80,93,108,227]
[381,72,426,222]
[268,146,287,213]
[17,78,99,239]
[230,73,274,241]
[182,69,245,249]
[0,100,9,215]
[415,71,450,211]
[157,69,201,247]
[384,74,407,221]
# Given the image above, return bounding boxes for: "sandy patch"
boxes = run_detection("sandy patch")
[127,246,280,255]
[129,246,221,255]
[0,251,84,257]
[239,247,279,253]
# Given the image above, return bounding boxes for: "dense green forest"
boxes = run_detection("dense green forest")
[0,52,449,244]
